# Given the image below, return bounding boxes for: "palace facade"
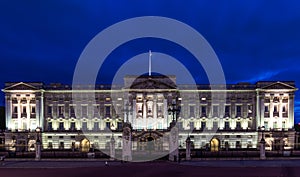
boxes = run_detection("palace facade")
[1,75,297,157]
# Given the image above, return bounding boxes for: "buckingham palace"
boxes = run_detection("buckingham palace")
[1,74,297,160]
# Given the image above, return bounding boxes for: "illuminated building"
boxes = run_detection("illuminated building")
[1,76,297,154]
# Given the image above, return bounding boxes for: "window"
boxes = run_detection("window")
[273,105,279,117]
[48,106,52,114]
[236,105,241,117]
[213,105,218,117]
[105,106,111,117]
[94,122,99,131]
[58,106,64,116]
[82,106,87,117]
[274,105,278,112]
[48,122,53,131]
[31,106,36,114]
[22,106,27,113]
[225,121,230,130]
[201,106,206,116]
[117,122,122,130]
[13,106,18,113]
[189,106,195,117]
[70,122,76,130]
[201,121,206,130]
[59,142,64,149]
[264,121,268,130]
[282,105,287,112]
[147,101,153,115]
[236,141,241,148]
[59,122,64,131]
[282,121,286,129]
[157,105,163,116]
[225,105,230,117]
[236,122,241,130]
[190,122,195,130]
[94,106,99,116]
[274,121,278,129]
[106,122,111,129]
[48,142,53,149]
[265,105,269,112]
[248,105,252,113]
[82,122,87,131]
[213,122,218,129]
[70,106,75,117]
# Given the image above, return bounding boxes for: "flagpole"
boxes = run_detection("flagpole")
[149,50,151,76]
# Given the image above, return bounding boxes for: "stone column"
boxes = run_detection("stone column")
[35,139,41,161]
[169,126,179,161]
[153,99,157,119]
[40,91,44,130]
[260,136,266,160]
[18,99,21,130]
[5,95,11,130]
[110,135,115,160]
[164,98,168,127]
[143,99,147,129]
[26,99,30,130]
[185,136,191,160]
[256,90,260,129]
[289,94,294,129]
[132,99,136,129]
[122,126,132,161]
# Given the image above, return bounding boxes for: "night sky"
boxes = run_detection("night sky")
[0,0,300,123]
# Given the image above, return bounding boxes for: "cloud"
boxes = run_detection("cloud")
[241,70,283,83]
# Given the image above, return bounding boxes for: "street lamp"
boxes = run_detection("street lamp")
[168,100,181,124]
[260,126,266,160]
[35,127,41,161]
[261,126,265,141]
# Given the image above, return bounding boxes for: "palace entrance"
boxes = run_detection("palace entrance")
[210,138,219,152]
[81,138,90,152]
[134,131,163,152]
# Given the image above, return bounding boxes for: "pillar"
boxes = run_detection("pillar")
[40,91,44,130]
[122,126,132,161]
[110,135,115,160]
[169,126,179,162]
[260,138,266,160]
[35,139,41,161]
[186,136,191,160]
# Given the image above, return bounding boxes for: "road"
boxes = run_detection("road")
[0,160,299,177]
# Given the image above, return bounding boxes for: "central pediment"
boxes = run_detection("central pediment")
[260,81,296,90]
[124,75,177,90]
[3,82,43,91]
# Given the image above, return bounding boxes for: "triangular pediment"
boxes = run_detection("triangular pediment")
[4,82,39,91]
[261,82,295,90]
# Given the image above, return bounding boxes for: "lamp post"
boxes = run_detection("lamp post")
[35,127,41,161]
[168,100,180,127]
[260,126,266,160]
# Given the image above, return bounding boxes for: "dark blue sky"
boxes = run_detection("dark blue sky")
[0,0,300,123]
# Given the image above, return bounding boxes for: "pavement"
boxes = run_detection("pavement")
[1,158,300,168]
[0,160,298,177]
